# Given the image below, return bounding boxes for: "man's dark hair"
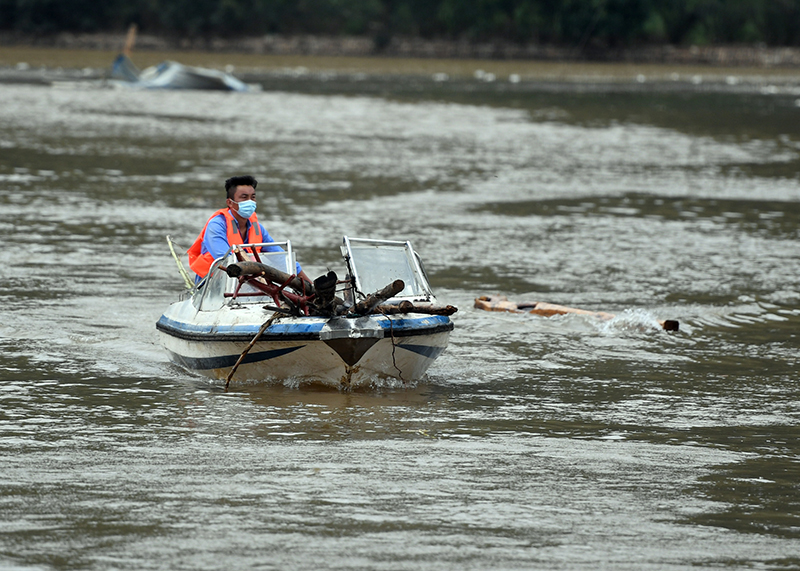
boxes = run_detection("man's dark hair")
[225,175,257,199]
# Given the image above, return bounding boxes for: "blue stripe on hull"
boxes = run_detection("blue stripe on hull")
[157,315,326,338]
[169,345,304,371]
[157,313,452,339]
[377,315,452,332]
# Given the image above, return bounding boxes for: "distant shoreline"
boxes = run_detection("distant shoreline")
[3,31,800,68]
[2,35,800,96]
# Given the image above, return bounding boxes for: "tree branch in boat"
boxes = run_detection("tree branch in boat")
[312,270,339,316]
[225,261,314,295]
[373,302,458,316]
[351,279,405,314]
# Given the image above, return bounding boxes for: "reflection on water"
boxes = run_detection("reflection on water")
[1,76,799,569]
[478,193,800,236]
[689,454,800,539]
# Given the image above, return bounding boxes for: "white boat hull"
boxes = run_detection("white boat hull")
[156,301,452,388]
[111,54,251,91]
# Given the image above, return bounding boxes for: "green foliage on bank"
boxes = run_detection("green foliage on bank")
[1,0,799,47]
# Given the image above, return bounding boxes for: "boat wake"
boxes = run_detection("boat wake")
[597,308,679,335]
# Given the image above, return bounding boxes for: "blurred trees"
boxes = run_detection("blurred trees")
[1,0,798,47]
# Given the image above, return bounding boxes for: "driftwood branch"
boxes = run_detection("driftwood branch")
[312,271,338,316]
[352,280,405,314]
[474,295,678,331]
[224,265,457,319]
[374,301,458,316]
[225,261,314,295]
[224,311,283,391]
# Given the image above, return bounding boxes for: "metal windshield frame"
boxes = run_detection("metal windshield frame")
[341,236,433,301]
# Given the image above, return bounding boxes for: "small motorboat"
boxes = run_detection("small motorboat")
[157,237,456,389]
[108,26,252,92]
[110,53,251,91]
[474,295,679,331]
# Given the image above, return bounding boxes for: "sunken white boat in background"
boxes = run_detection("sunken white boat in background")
[108,25,254,92]
[111,53,252,91]
[156,237,455,388]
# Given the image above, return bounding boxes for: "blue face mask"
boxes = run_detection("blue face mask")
[232,199,256,218]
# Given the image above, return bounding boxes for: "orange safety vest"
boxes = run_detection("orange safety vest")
[187,208,263,278]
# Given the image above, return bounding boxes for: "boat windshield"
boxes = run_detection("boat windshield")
[342,237,433,301]
[234,242,296,275]
[193,242,296,310]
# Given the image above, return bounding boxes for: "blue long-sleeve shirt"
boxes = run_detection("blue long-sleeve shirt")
[198,211,302,279]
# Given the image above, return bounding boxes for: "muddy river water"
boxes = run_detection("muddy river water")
[1,62,799,569]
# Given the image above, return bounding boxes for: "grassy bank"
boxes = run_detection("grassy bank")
[2,46,800,86]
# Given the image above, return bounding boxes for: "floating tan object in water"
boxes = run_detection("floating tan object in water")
[474,295,679,331]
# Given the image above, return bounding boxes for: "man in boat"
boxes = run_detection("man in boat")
[188,175,310,283]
